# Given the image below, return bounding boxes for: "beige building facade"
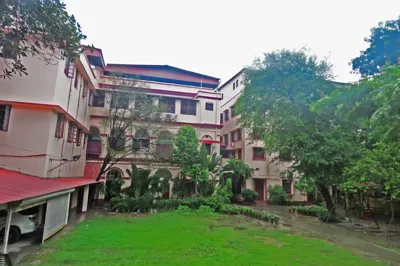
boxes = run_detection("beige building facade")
[217,69,306,202]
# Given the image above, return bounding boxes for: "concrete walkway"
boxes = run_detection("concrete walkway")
[257,205,400,266]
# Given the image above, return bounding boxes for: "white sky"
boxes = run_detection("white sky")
[64,0,400,83]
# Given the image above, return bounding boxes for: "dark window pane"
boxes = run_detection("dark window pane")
[253,147,265,159]
[180,99,197,115]
[93,91,105,107]
[160,97,176,113]
[205,102,213,111]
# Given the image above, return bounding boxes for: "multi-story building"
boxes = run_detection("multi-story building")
[217,69,306,202]
[82,48,223,201]
[0,51,99,245]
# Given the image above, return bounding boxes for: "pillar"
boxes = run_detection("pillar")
[82,185,89,213]
[37,204,44,225]
[65,193,71,225]
[1,204,13,254]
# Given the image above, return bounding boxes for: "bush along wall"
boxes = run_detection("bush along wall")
[111,196,280,225]
[289,205,338,223]
[267,200,308,206]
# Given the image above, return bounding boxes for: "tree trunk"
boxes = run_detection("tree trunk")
[317,183,336,218]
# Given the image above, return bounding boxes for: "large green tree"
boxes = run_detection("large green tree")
[236,49,354,216]
[319,64,400,200]
[0,0,86,78]
[351,16,400,76]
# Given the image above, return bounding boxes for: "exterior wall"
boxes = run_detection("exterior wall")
[0,53,97,178]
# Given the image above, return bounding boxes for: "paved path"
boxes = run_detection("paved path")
[257,205,400,266]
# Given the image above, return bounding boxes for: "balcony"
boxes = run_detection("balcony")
[87,141,102,158]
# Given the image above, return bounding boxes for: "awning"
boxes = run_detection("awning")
[0,169,99,204]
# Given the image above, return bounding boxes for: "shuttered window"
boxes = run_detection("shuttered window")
[76,129,83,146]
[64,58,75,78]
[82,81,88,98]
[67,122,78,143]
[55,114,65,138]
[0,105,11,131]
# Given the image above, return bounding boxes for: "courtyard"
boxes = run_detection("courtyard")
[20,211,390,266]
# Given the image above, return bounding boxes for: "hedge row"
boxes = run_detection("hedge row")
[289,205,338,223]
[267,200,307,206]
[219,205,280,224]
[111,196,280,225]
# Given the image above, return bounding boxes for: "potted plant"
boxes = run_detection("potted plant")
[241,189,259,205]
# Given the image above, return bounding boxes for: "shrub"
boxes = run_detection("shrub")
[175,205,191,215]
[219,205,280,224]
[268,185,288,204]
[110,194,153,213]
[289,205,338,223]
[267,200,306,206]
[196,205,216,215]
[241,189,258,202]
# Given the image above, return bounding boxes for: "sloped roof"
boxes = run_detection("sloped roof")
[0,169,98,204]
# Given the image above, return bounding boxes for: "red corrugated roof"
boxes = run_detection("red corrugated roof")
[0,169,99,204]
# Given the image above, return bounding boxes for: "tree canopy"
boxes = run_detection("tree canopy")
[0,0,87,78]
[236,49,354,215]
[351,16,400,76]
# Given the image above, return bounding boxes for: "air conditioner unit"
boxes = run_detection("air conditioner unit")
[230,142,235,147]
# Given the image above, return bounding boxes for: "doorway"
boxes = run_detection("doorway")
[254,179,265,201]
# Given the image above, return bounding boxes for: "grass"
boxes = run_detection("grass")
[22,212,386,266]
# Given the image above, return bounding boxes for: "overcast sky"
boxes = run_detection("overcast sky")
[64,0,400,84]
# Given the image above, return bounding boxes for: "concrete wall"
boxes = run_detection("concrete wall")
[0,53,96,178]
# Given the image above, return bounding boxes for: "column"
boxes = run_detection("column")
[37,204,44,225]
[82,185,89,213]
[1,204,13,254]
[65,193,71,225]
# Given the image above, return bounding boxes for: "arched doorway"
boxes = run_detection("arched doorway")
[105,169,124,201]
[154,168,173,199]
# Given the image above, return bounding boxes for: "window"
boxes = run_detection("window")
[76,129,83,146]
[156,131,173,159]
[236,80,239,87]
[82,81,88,98]
[109,129,125,151]
[231,131,236,142]
[74,70,79,89]
[231,107,235,117]
[111,93,129,109]
[64,57,74,78]
[282,180,293,194]
[91,91,105,107]
[220,113,223,124]
[253,147,265,160]
[220,146,229,158]
[159,97,176,113]
[237,149,242,160]
[237,128,242,140]
[67,122,78,143]
[180,99,197,115]
[224,110,229,121]
[233,82,236,90]
[135,95,152,111]
[106,169,122,180]
[205,102,213,111]
[0,105,11,131]
[55,114,65,138]
[223,134,228,146]
[205,143,211,155]
[133,129,150,152]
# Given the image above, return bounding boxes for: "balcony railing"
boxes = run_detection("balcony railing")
[87,141,101,158]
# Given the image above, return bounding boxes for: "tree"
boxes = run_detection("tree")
[236,49,354,217]
[321,64,400,200]
[123,164,171,198]
[96,74,167,182]
[351,16,400,76]
[0,0,87,78]
[219,159,253,194]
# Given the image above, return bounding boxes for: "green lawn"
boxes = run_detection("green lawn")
[23,212,386,266]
